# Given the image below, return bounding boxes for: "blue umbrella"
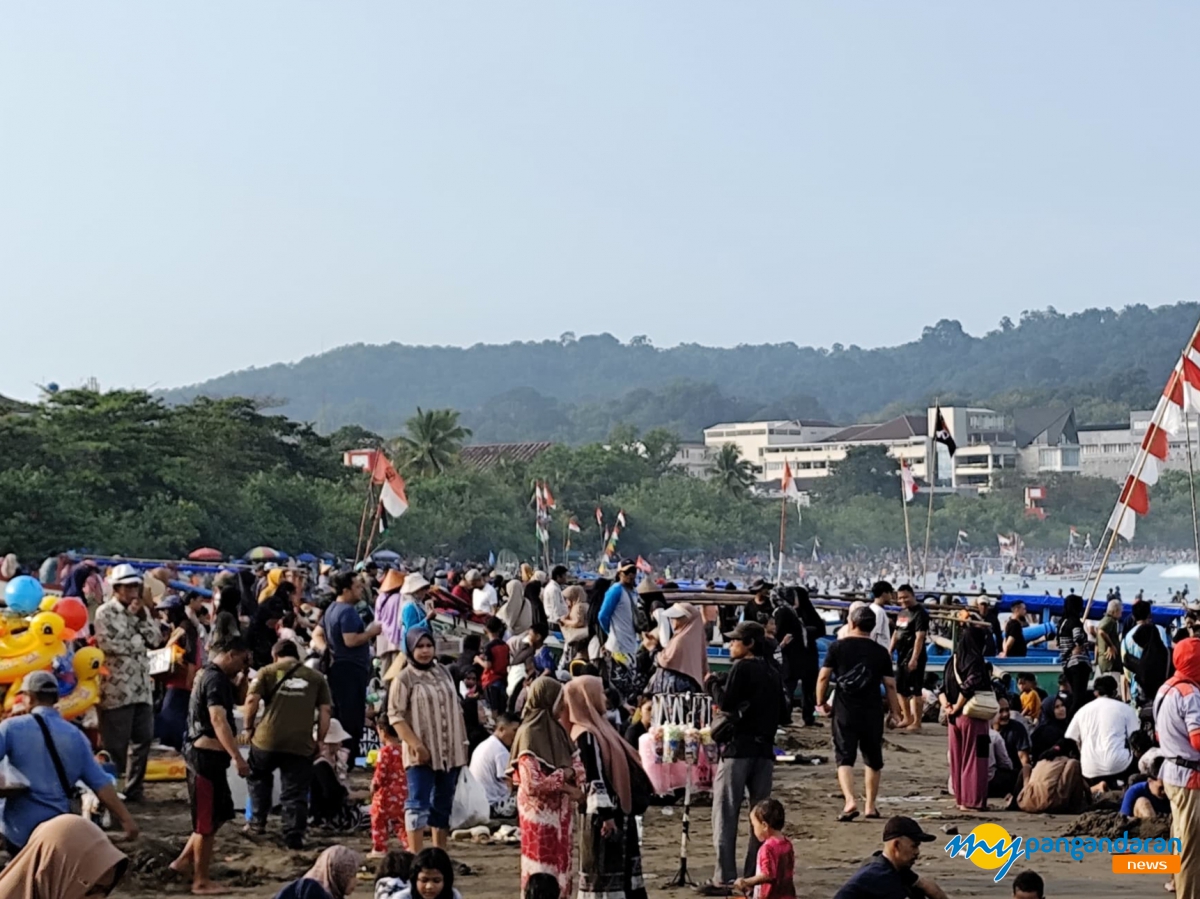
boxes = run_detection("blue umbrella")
[372,550,401,563]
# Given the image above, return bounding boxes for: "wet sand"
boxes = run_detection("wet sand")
[119,725,1157,898]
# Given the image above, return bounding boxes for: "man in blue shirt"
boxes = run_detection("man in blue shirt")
[320,571,381,764]
[0,670,138,849]
[598,560,642,702]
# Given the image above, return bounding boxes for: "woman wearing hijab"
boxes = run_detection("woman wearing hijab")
[387,626,469,853]
[273,845,362,899]
[0,814,128,899]
[509,677,586,898]
[1031,694,1070,760]
[648,603,709,694]
[525,579,548,631]
[258,567,285,605]
[248,586,292,669]
[1057,594,1093,717]
[563,675,649,899]
[938,619,993,811]
[559,585,590,661]
[500,579,533,636]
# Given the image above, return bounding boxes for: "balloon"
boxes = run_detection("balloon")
[5,576,44,614]
[52,597,88,632]
[38,596,56,612]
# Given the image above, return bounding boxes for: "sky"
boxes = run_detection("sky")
[3,3,1199,400]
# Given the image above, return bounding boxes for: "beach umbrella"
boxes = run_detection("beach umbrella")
[296,552,318,564]
[245,546,284,562]
[372,550,401,563]
[187,548,223,562]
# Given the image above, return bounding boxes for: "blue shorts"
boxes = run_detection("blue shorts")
[405,765,459,832]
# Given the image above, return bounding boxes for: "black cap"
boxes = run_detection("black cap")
[882,816,936,844]
[725,621,766,648]
[748,577,774,593]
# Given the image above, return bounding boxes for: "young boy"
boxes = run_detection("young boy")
[733,798,795,898]
[478,616,510,716]
[1018,673,1043,722]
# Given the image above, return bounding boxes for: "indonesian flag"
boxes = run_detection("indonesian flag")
[370,453,410,518]
[782,462,800,499]
[616,510,628,528]
[636,556,653,574]
[542,483,556,509]
[957,530,969,541]
[595,507,604,527]
[568,517,582,534]
[1069,526,1079,546]
[899,459,917,503]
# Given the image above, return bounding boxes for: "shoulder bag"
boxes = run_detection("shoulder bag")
[33,714,81,810]
[954,656,999,720]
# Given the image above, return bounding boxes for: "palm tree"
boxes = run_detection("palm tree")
[394,407,472,476]
[709,443,761,496]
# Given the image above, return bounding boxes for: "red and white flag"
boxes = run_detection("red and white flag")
[899,459,918,503]
[636,555,653,574]
[616,510,628,528]
[595,507,604,527]
[568,517,582,534]
[782,462,800,499]
[542,482,556,509]
[370,453,410,518]
[1107,327,1200,541]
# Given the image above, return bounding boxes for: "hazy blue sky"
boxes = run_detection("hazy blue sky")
[3,3,1198,400]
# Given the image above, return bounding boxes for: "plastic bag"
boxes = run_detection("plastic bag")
[639,732,713,794]
[449,767,491,831]
[0,758,30,798]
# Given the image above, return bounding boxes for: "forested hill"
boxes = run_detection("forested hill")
[163,302,1199,442]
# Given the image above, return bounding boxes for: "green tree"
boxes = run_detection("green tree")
[822,445,896,503]
[709,444,760,497]
[393,408,472,477]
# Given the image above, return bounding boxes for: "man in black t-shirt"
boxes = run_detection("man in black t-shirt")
[818,605,902,821]
[1002,600,1033,658]
[890,585,929,732]
[173,637,250,895]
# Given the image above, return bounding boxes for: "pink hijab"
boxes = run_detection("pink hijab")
[563,675,643,814]
[656,603,709,687]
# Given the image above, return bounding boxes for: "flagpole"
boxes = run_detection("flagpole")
[921,410,939,589]
[777,494,788,583]
[1186,414,1200,595]
[901,478,914,583]
[363,500,384,559]
[354,473,376,565]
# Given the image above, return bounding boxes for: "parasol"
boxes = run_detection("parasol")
[187,548,223,562]
[372,550,401,563]
[245,546,286,562]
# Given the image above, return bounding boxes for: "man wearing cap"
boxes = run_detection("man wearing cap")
[833,816,948,899]
[598,560,642,697]
[0,671,139,850]
[700,620,787,896]
[94,562,163,803]
[243,639,332,848]
[743,577,774,626]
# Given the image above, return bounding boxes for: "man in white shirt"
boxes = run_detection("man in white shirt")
[1065,675,1141,788]
[472,572,499,616]
[868,581,894,650]
[542,565,569,627]
[468,713,519,817]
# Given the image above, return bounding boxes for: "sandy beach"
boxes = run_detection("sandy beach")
[111,723,1159,898]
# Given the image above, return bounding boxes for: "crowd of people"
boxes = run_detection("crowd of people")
[10,548,1200,897]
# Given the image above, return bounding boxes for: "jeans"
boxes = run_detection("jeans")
[99,702,154,801]
[405,765,459,832]
[328,661,370,762]
[711,755,774,884]
[247,747,314,842]
[154,687,190,751]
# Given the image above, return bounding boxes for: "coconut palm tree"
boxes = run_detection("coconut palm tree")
[394,407,472,476]
[709,443,761,496]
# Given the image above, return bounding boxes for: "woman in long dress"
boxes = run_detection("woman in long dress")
[508,677,585,898]
[563,675,649,899]
[939,619,992,811]
[647,602,708,695]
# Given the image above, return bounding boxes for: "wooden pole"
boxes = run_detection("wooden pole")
[362,500,384,560]
[921,425,938,589]
[354,474,376,564]
[901,478,914,584]
[1186,414,1200,597]
[777,496,788,583]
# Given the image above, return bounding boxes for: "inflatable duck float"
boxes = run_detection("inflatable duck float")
[56,647,106,720]
[0,612,71,684]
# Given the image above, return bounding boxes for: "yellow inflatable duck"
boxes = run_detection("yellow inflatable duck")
[57,647,106,721]
[0,613,69,684]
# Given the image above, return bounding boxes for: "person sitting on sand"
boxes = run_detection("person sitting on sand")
[832,816,949,899]
[274,845,362,899]
[1064,675,1140,791]
[1120,756,1171,818]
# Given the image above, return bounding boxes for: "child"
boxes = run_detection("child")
[478,616,510,716]
[1018,673,1042,722]
[733,799,795,898]
[370,718,409,857]
[400,847,462,899]
[525,873,561,899]
[375,848,414,899]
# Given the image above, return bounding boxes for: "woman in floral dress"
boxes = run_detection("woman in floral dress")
[508,676,584,898]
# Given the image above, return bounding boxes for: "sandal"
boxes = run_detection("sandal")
[837,810,860,823]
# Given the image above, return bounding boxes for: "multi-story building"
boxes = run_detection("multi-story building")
[670,442,715,478]
[1079,411,1200,481]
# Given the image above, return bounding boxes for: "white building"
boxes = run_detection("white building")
[1079,411,1200,481]
[670,442,715,478]
[703,406,1082,492]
